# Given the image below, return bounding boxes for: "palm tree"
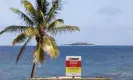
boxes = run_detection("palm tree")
[0,0,79,78]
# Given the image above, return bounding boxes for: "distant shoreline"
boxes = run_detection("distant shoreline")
[63,44,95,46]
[63,42,95,46]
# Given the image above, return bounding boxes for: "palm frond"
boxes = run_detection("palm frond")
[10,7,34,26]
[12,33,27,46]
[39,10,46,24]
[0,26,27,35]
[46,0,61,22]
[48,25,80,35]
[24,27,39,37]
[16,37,31,64]
[48,19,64,29]
[36,0,49,15]
[42,35,59,59]
[22,0,36,14]
[33,44,45,64]
[22,0,38,24]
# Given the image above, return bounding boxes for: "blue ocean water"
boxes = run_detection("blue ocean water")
[0,46,133,80]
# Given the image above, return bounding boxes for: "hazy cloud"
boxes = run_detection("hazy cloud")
[97,6,122,15]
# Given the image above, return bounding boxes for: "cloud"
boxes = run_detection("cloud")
[97,6,122,15]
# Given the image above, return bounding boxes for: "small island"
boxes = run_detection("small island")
[63,42,95,46]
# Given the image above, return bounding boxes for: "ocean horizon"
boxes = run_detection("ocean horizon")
[0,46,133,80]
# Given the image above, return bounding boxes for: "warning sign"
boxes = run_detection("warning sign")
[66,56,81,76]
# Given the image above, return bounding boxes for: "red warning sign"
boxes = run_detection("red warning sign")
[66,56,81,76]
[66,60,81,67]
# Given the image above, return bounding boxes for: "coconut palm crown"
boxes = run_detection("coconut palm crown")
[0,0,79,78]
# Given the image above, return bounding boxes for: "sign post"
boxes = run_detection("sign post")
[66,56,81,77]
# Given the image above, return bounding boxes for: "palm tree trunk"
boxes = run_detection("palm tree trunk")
[30,63,36,78]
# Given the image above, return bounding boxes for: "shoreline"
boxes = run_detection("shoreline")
[28,76,111,80]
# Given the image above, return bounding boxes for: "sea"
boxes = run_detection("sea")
[0,46,133,80]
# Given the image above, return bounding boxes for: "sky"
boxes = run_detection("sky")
[0,0,133,45]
